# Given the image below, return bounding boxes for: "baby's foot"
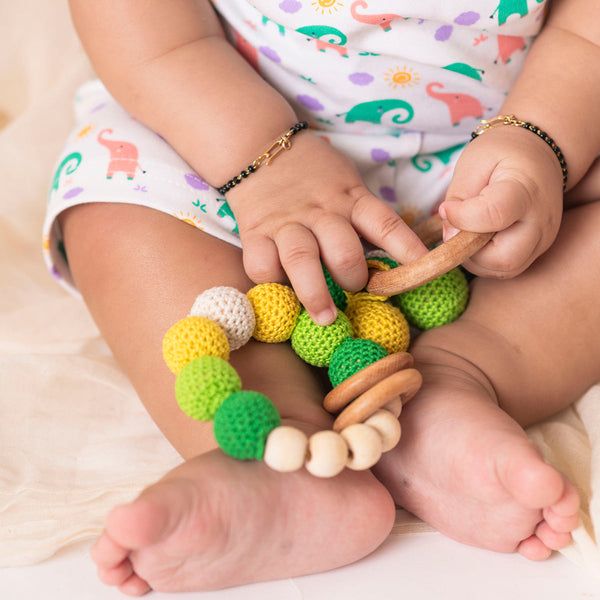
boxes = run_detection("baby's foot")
[91,447,395,595]
[374,345,580,560]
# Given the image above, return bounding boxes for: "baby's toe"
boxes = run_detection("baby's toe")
[535,520,572,551]
[97,559,134,586]
[517,533,553,561]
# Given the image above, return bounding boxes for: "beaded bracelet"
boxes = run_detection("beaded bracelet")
[471,114,568,190]
[161,255,471,478]
[217,121,309,195]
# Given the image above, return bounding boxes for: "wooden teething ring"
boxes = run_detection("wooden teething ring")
[333,368,422,432]
[324,352,414,413]
[366,213,493,296]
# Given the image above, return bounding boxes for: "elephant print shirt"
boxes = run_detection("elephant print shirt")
[211,0,548,221]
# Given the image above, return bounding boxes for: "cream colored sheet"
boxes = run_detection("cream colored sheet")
[0,0,598,575]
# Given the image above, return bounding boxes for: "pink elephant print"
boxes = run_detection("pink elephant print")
[350,0,404,32]
[97,129,143,180]
[426,82,487,126]
[495,35,527,64]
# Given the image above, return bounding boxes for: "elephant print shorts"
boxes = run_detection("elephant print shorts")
[43,80,241,294]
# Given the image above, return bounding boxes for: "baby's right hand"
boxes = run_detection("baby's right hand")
[226,133,428,325]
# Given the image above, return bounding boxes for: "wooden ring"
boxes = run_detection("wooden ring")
[366,213,493,296]
[324,352,414,414]
[332,368,422,432]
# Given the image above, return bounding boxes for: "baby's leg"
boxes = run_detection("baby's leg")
[376,202,600,559]
[59,203,396,595]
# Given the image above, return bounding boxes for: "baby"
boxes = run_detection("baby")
[44,0,600,595]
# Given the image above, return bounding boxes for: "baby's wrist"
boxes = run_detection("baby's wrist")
[471,115,568,190]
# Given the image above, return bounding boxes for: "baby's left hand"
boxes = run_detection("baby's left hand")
[439,124,564,279]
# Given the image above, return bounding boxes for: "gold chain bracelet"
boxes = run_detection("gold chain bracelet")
[471,114,568,190]
[217,121,309,195]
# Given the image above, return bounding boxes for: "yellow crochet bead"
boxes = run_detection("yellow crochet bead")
[345,296,410,354]
[247,283,301,343]
[162,316,230,374]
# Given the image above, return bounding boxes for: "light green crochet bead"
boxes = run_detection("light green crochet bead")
[291,309,353,367]
[392,268,469,330]
[213,390,281,460]
[175,356,241,421]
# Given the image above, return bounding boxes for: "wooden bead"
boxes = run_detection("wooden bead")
[263,426,308,473]
[383,395,403,418]
[305,430,349,478]
[363,409,401,452]
[340,423,383,470]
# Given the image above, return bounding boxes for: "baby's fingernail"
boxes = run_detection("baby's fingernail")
[314,308,337,326]
[438,204,447,220]
[443,225,460,242]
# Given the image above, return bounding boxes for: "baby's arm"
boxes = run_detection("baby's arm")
[440,0,600,278]
[68,0,427,324]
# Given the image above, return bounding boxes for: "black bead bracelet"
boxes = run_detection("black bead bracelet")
[217,121,309,195]
[471,115,568,190]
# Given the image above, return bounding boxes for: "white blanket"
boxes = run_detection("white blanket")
[1,0,598,575]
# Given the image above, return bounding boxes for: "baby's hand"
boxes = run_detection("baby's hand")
[226,133,428,325]
[439,125,564,279]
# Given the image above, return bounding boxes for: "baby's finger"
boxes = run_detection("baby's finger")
[462,220,541,278]
[274,223,337,325]
[241,233,286,284]
[440,178,529,234]
[351,194,428,264]
[313,215,368,293]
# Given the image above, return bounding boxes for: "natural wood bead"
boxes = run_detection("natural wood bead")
[305,430,349,478]
[263,426,308,473]
[383,395,403,418]
[340,423,383,470]
[363,409,401,452]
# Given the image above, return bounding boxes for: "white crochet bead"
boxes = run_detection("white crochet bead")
[363,409,401,452]
[189,286,256,351]
[340,423,382,470]
[263,426,308,473]
[305,430,348,478]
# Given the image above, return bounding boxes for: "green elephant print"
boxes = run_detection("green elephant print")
[343,99,415,127]
[296,25,349,57]
[49,152,82,201]
[491,0,545,26]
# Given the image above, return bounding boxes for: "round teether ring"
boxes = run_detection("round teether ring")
[366,213,493,296]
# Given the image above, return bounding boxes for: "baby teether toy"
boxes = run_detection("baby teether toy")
[162,213,487,478]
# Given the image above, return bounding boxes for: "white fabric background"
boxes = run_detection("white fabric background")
[0,0,598,576]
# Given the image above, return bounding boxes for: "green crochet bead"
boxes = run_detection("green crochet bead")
[322,263,347,311]
[213,391,281,460]
[392,268,469,330]
[175,356,241,421]
[291,309,353,367]
[328,337,388,388]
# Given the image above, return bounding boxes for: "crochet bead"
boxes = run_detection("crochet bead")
[263,426,308,473]
[305,430,349,478]
[328,337,388,388]
[322,263,347,311]
[189,286,255,351]
[291,309,353,367]
[364,250,398,269]
[247,283,301,343]
[213,391,281,460]
[392,268,469,330]
[175,356,241,421]
[363,409,402,452]
[162,316,230,374]
[340,423,383,470]
[345,295,410,354]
